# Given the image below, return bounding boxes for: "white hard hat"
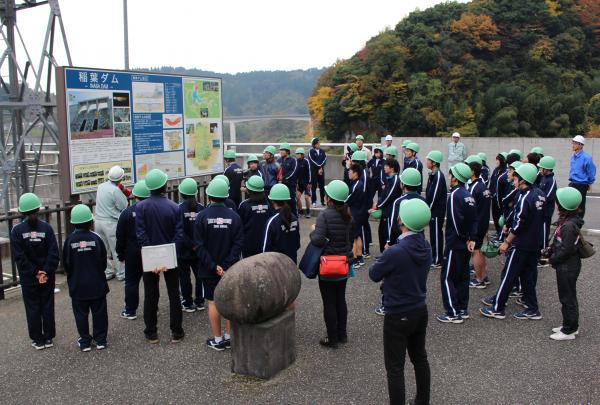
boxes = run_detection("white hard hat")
[108,165,125,182]
[452,132,461,138]
[572,135,585,145]
[385,135,393,141]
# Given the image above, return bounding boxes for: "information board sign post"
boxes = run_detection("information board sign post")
[55,66,224,201]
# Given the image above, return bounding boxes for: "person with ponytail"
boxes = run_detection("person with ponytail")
[239,176,273,258]
[310,180,354,349]
[262,184,300,263]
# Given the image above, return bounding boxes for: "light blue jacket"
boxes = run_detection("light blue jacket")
[569,150,596,185]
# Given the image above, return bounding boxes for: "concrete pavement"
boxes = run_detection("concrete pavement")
[0,217,599,404]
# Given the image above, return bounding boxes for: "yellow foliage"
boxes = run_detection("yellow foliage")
[545,0,561,16]
[451,14,501,52]
[530,37,555,60]
[307,86,333,124]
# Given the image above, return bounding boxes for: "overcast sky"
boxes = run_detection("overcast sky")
[16,0,452,75]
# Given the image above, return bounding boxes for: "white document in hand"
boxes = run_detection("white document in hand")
[141,243,178,272]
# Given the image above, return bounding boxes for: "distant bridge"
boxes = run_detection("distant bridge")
[222,114,311,143]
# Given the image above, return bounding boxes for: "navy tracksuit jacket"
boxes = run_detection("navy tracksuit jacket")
[426,169,447,265]
[279,155,298,214]
[538,172,557,249]
[297,157,312,186]
[193,203,244,278]
[177,200,205,306]
[368,157,384,196]
[116,204,143,314]
[467,177,492,241]
[481,164,490,185]
[238,198,273,257]
[135,194,182,248]
[225,163,244,207]
[376,174,402,251]
[490,167,508,233]
[10,219,59,343]
[404,157,424,193]
[262,211,301,263]
[347,177,369,250]
[388,192,426,246]
[308,148,326,203]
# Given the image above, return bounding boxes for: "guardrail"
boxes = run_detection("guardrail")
[224,142,382,157]
[0,183,209,300]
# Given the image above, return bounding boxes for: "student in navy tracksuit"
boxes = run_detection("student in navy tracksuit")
[241,155,264,196]
[63,204,109,351]
[352,152,372,254]
[436,163,477,324]
[194,178,244,351]
[480,164,546,320]
[115,181,149,320]
[177,179,205,313]
[295,148,312,218]
[490,153,508,238]
[538,156,557,251]
[372,159,402,253]
[480,158,490,185]
[467,161,492,289]
[342,144,355,185]
[369,199,432,405]
[309,138,327,206]
[263,184,301,263]
[368,147,384,200]
[278,144,298,216]
[425,153,447,268]
[346,164,369,267]
[214,174,238,212]
[10,193,59,350]
[387,169,426,247]
[224,152,244,207]
[404,144,424,194]
[238,176,272,258]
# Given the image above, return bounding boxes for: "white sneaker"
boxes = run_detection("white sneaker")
[550,331,576,341]
[551,326,579,335]
[312,202,317,208]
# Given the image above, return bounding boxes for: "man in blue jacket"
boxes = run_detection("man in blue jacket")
[309,137,327,207]
[369,198,432,405]
[260,145,280,193]
[135,169,184,344]
[194,178,244,351]
[568,135,595,217]
[480,163,546,320]
[10,193,59,350]
[437,163,477,324]
[425,151,447,268]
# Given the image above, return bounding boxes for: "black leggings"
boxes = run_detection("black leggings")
[318,279,347,343]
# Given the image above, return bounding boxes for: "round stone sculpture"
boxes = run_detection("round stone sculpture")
[214,252,302,324]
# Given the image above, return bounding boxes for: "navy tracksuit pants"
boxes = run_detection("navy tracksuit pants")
[429,217,444,266]
[124,253,143,315]
[71,297,108,346]
[440,248,470,317]
[22,282,55,343]
[493,248,539,313]
[179,259,204,307]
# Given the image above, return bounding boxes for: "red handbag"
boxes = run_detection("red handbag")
[319,255,349,278]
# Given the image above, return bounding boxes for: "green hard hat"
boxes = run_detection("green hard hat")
[264,145,277,155]
[348,143,358,153]
[145,169,168,190]
[178,178,198,196]
[538,156,556,170]
[400,168,422,187]
[132,180,150,198]
[247,154,259,163]
[214,174,230,186]
[399,199,431,232]
[356,135,364,141]
[509,149,523,159]
[509,161,522,170]
[530,146,544,155]
[498,215,505,228]
[280,143,291,151]
[269,183,291,201]
[556,187,582,211]
[450,163,472,184]
[371,209,382,219]
[351,150,367,162]
[224,150,236,159]
[515,163,538,184]
[325,179,349,202]
[402,140,412,147]
[406,142,420,153]
[478,152,487,162]
[206,178,229,199]
[18,192,41,213]
[465,154,482,165]
[498,152,508,160]
[246,175,265,192]
[295,147,305,155]
[481,242,499,259]
[70,204,93,225]
[426,150,443,164]
[384,146,398,157]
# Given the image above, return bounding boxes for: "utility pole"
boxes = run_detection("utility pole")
[123,0,129,70]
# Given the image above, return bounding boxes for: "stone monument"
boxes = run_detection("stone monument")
[214,252,302,379]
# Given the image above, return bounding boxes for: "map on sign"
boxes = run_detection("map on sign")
[60,67,224,195]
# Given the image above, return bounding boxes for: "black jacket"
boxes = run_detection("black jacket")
[262,211,301,263]
[63,230,109,300]
[116,204,138,262]
[549,214,584,270]
[388,192,426,245]
[404,158,424,193]
[426,169,447,218]
[177,200,205,261]
[309,207,354,257]
[510,186,546,252]
[238,197,273,257]
[445,185,477,250]
[538,173,557,220]
[297,157,312,185]
[468,177,492,238]
[224,163,244,205]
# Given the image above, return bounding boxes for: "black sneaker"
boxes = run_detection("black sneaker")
[120,310,137,320]
[195,303,206,311]
[77,338,91,352]
[95,341,107,350]
[171,333,185,343]
[145,333,159,344]
[305,211,311,219]
[44,339,54,348]
[319,337,338,348]
[206,337,226,351]
[338,335,348,344]
[31,341,45,350]
[182,303,197,313]
[223,338,231,349]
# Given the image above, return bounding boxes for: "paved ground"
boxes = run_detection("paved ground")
[1,217,599,404]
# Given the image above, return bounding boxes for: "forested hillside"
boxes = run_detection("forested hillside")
[308,0,600,141]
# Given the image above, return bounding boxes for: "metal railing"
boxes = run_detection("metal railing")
[0,181,210,299]
[224,142,382,158]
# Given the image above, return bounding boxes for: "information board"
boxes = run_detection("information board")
[57,67,223,195]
